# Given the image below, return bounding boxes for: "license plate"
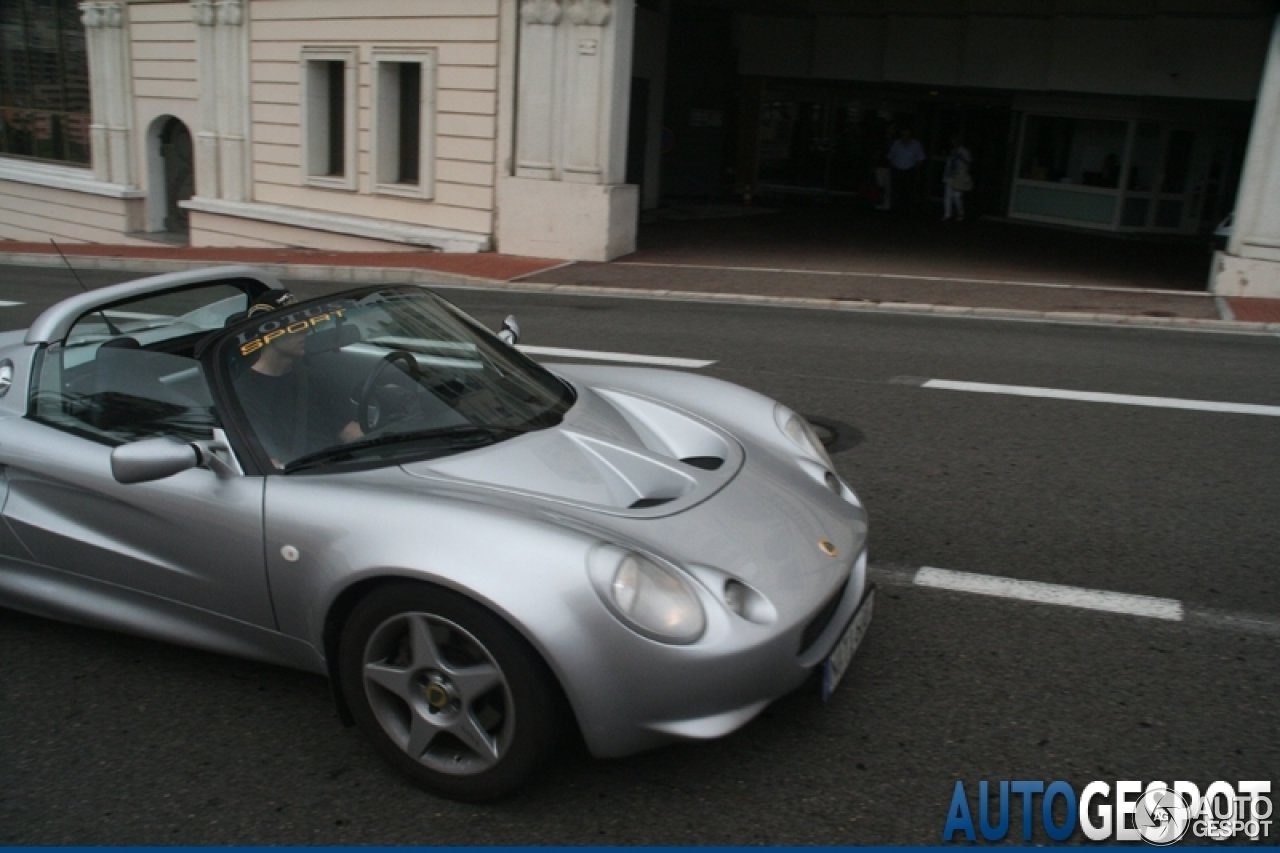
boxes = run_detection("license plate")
[822,585,876,700]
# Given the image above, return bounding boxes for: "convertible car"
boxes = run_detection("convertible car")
[0,267,873,800]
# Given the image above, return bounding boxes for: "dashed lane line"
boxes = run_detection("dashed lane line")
[517,345,715,368]
[915,566,1183,620]
[0,301,22,307]
[920,378,1280,417]
[868,565,1280,638]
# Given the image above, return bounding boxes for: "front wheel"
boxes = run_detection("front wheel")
[338,582,561,801]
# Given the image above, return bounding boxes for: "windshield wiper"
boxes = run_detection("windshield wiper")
[283,424,528,473]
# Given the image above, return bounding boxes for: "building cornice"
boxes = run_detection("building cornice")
[0,159,144,199]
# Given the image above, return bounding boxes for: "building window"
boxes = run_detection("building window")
[1010,113,1216,234]
[0,0,91,165]
[302,48,356,190]
[1010,115,1127,227]
[373,50,436,198]
[1018,116,1126,188]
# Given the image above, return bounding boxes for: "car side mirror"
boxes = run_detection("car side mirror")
[111,437,199,484]
[497,315,520,346]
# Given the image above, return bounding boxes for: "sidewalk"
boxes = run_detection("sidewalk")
[3,237,1279,333]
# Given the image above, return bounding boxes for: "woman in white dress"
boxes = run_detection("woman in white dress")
[942,135,973,221]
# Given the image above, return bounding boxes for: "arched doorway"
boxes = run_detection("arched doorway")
[146,115,193,241]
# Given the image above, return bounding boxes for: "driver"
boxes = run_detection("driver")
[234,293,362,468]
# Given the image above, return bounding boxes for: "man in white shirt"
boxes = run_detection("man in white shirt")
[886,127,926,214]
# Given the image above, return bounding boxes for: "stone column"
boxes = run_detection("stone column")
[79,1,133,185]
[1213,14,1280,299]
[214,0,248,201]
[514,0,562,179]
[561,0,610,182]
[191,0,220,198]
[102,3,133,186]
[498,0,638,261]
[191,0,249,201]
[80,2,111,182]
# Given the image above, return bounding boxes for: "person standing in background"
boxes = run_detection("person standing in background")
[886,127,926,214]
[942,135,973,221]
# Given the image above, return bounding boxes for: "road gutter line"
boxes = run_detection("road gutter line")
[922,379,1280,417]
[454,283,1276,337]
[614,261,1210,297]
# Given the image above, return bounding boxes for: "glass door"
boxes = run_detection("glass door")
[756,96,834,191]
[1117,124,1208,234]
[1151,127,1198,232]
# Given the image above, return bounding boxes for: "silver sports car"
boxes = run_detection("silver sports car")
[0,266,873,800]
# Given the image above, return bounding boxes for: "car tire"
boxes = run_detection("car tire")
[338,581,561,801]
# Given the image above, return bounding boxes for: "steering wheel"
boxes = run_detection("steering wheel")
[355,350,421,433]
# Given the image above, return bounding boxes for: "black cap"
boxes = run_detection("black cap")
[246,290,296,318]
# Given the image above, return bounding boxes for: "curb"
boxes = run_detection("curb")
[4,252,1278,336]
[0,251,498,290]
[438,280,1280,336]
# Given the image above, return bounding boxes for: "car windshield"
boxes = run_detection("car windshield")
[215,287,575,472]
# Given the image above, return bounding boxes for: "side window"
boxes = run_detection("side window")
[64,283,249,348]
[29,282,251,446]
[32,341,217,446]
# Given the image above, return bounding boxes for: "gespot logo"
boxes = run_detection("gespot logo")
[943,779,1272,844]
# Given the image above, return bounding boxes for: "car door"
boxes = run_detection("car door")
[0,283,274,628]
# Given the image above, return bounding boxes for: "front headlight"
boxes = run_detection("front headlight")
[775,404,834,468]
[590,547,706,644]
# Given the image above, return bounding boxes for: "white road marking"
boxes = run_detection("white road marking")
[0,301,23,307]
[868,564,1280,637]
[914,566,1184,621]
[922,379,1280,417]
[517,345,715,368]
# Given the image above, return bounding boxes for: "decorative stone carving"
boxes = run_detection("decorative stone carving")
[78,1,132,184]
[191,0,216,27]
[215,0,243,27]
[80,2,123,29]
[520,0,561,26]
[565,0,610,27]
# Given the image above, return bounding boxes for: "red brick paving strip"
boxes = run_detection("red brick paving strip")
[0,241,563,282]
[1227,298,1280,323]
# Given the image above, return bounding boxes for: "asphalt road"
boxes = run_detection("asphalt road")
[1,265,1277,844]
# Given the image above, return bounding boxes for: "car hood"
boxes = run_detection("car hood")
[396,363,864,622]
[401,380,743,517]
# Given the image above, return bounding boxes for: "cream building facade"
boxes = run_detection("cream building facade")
[1,0,636,261]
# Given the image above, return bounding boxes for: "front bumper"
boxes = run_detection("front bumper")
[575,548,871,758]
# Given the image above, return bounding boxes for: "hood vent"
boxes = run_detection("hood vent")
[568,432,696,509]
[593,388,730,471]
[630,497,675,509]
